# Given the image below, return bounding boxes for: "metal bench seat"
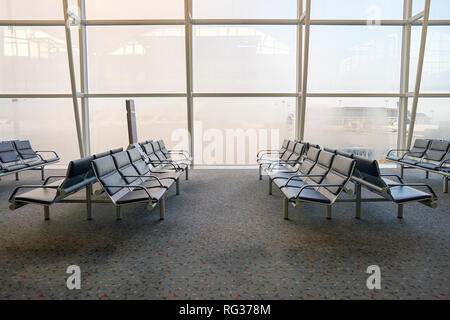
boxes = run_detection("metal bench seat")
[386,139,450,193]
[0,140,60,181]
[268,147,320,192]
[277,153,356,220]
[352,155,437,219]
[92,154,169,220]
[8,154,101,220]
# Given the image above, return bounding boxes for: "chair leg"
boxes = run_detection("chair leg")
[44,206,50,221]
[15,172,19,181]
[269,178,273,195]
[176,178,180,195]
[116,206,121,220]
[397,204,404,219]
[283,197,289,220]
[159,197,165,220]
[41,166,45,180]
[185,166,189,180]
[444,176,449,193]
[259,165,262,180]
[355,183,361,219]
[86,185,92,220]
[425,171,429,179]
[400,165,404,179]
[326,205,332,220]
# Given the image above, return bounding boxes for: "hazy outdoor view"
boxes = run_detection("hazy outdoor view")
[0,0,449,166]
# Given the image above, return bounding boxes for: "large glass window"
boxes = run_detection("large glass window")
[410,26,450,93]
[413,0,450,20]
[89,98,188,155]
[409,98,450,140]
[0,27,75,93]
[86,0,184,19]
[310,0,404,20]
[194,98,295,165]
[193,25,297,93]
[0,99,79,165]
[308,26,402,93]
[193,0,297,19]
[0,0,63,20]
[304,98,399,161]
[87,26,186,93]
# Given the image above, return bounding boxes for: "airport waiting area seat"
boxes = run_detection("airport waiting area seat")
[8,148,123,220]
[352,155,437,219]
[262,141,439,221]
[257,140,307,180]
[8,139,188,222]
[139,140,191,180]
[386,139,450,193]
[0,140,59,181]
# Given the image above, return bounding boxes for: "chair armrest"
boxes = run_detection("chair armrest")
[257,150,281,158]
[268,160,300,170]
[386,149,410,159]
[36,150,60,161]
[43,175,66,185]
[439,159,450,167]
[167,150,191,158]
[295,183,345,198]
[122,175,167,189]
[150,160,181,171]
[100,184,163,202]
[284,174,325,188]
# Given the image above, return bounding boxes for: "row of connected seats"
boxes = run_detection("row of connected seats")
[9,140,191,221]
[386,139,450,193]
[9,148,124,220]
[138,139,192,180]
[0,140,59,181]
[260,141,437,220]
[256,139,316,180]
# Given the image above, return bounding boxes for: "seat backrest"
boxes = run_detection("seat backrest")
[352,155,387,190]
[281,141,296,161]
[157,140,173,159]
[336,150,353,158]
[407,139,430,158]
[128,148,151,176]
[151,141,168,160]
[143,143,160,163]
[423,140,450,162]
[305,150,335,184]
[324,147,336,154]
[13,140,38,160]
[287,143,305,162]
[92,155,129,201]
[0,141,22,167]
[279,139,289,153]
[112,151,141,184]
[319,155,356,198]
[93,151,110,159]
[110,147,124,154]
[298,147,320,175]
[60,156,97,193]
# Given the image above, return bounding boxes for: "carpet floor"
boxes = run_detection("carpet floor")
[0,168,448,300]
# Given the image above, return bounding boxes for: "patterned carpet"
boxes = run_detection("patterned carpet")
[0,167,448,300]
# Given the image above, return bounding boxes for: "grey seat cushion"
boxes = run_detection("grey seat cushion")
[400,158,420,165]
[116,188,165,204]
[142,178,174,189]
[389,186,432,203]
[14,188,58,205]
[282,186,331,204]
